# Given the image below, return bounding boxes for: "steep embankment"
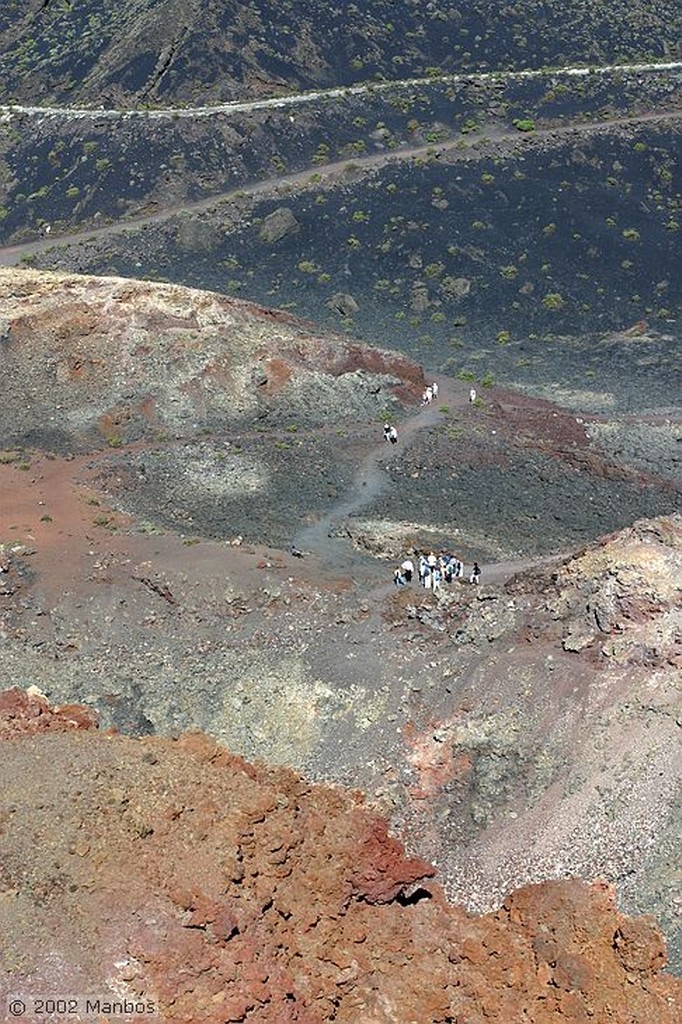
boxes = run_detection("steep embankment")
[392,516,682,966]
[0,687,679,1024]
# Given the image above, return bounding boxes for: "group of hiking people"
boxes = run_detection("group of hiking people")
[394,552,481,590]
[384,381,482,590]
[384,380,443,444]
[422,381,439,405]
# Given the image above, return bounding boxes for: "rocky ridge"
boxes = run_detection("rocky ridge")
[0,687,679,1024]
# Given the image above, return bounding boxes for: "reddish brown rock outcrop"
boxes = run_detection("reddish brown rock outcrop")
[0,691,678,1023]
[0,685,98,735]
[0,268,423,449]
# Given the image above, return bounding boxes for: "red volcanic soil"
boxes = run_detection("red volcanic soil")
[0,448,290,611]
[0,687,679,1024]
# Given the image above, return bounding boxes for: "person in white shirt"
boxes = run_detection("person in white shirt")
[400,558,414,583]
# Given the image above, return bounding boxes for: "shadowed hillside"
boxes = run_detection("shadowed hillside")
[0,0,680,107]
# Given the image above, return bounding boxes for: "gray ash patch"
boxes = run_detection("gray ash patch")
[91,433,360,548]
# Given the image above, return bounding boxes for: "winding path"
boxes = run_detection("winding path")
[293,394,445,571]
[0,107,679,270]
[292,374,572,589]
[291,376,548,585]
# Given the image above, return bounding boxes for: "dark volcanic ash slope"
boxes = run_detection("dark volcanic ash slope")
[37,120,681,414]
[0,688,679,1024]
[1,0,679,107]
[0,66,678,246]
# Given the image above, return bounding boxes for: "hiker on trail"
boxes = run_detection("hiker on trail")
[418,555,428,585]
[469,387,477,404]
[422,386,433,406]
[400,558,414,583]
[431,381,439,399]
[470,562,481,585]
[383,423,398,444]
[394,567,407,587]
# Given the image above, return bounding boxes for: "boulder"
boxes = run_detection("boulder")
[258,206,299,243]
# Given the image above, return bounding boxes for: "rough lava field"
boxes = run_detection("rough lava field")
[0,687,679,1023]
[0,2,681,1021]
